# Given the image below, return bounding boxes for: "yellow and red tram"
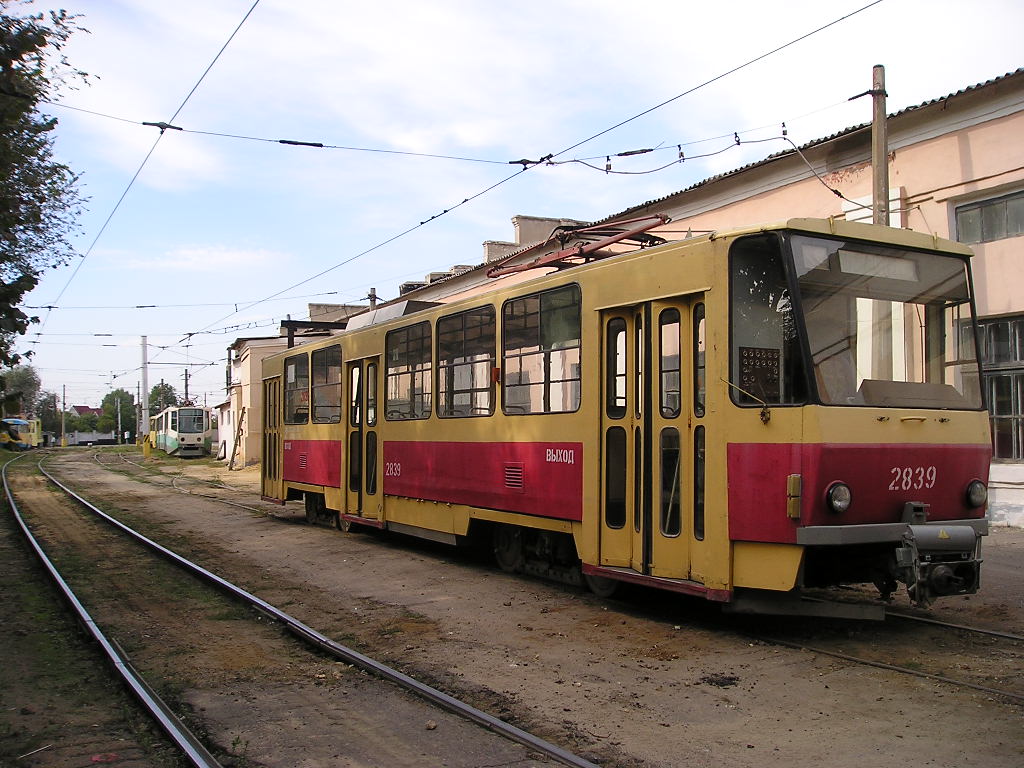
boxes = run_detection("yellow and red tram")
[261,218,990,616]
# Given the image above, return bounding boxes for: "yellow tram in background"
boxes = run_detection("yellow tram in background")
[261,218,990,617]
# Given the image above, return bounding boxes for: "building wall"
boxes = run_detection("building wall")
[226,338,288,466]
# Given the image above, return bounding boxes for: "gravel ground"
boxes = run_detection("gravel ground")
[3,448,1022,767]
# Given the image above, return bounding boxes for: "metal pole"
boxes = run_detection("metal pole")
[60,385,66,447]
[872,64,889,226]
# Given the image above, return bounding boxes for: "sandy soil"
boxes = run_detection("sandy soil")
[4,449,1023,767]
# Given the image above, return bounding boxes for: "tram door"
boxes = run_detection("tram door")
[599,297,702,580]
[261,378,281,499]
[345,358,381,519]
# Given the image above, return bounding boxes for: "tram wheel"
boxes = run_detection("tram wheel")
[303,493,320,524]
[584,572,620,598]
[493,524,525,573]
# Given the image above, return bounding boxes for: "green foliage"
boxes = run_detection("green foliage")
[0,3,89,366]
[0,361,39,414]
[74,410,96,431]
[98,387,135,440]
[149,382,179,413]
[33,387,58,431]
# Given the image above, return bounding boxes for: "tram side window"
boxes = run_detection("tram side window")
[438,306,496,417]
[385,322,432,420]
[284,353,310,424]
[503,285,582,414]
[659,309,681,418]
[607,318,627,418]
[311,345,342,423]
[694,303,706,417]
[729,235,808,406]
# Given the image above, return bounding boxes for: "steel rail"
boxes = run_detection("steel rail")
[750,633,1024,704]
[1,454,223,768]
[92,449,266,514]
[883,610,1024,643]
[37,456,600,768]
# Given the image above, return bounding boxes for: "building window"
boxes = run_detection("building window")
[284,353,309,424]
[956,190,1024,245]
[502,284,582,414]
[977,315,1024,459]
[437,306,495,417]
[385,322,432,420]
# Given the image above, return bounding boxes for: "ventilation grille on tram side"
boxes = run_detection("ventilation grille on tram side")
[504,462,525,490]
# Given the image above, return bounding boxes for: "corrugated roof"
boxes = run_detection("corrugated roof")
[600,68,1024,224]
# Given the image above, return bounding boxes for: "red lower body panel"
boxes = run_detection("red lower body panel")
[283,439,341,487]
[728,442,991,543]
[383,440,583,521]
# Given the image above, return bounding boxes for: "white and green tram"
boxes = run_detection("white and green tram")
[150,406,214,457]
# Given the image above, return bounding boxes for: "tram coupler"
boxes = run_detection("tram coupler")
[895,524,982,608]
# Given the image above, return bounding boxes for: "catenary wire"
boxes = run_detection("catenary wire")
[33,0,262,337]
[178,0,885,342]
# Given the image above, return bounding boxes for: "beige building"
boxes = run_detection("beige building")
[223,335,290,466]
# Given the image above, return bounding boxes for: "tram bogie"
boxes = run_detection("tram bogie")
[261,218,991,616]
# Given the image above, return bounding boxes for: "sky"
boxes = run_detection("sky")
[13,0,1024,411]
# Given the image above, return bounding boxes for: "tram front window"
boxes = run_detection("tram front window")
[178,408,206,433]
[729,235,809,406]
[789,235,983,409]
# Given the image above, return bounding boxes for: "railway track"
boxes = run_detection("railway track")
[28,447,1023,766]
[91,447,1024,709]
[4,453,600,768]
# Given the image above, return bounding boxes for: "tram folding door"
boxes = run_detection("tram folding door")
[345,357,380,520]
[599,297,704,580]
[262,378,281,499]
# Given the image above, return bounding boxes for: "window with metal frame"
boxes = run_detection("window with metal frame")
[956,190,1024,245]
[502,285,582,414]
[284,353,310,424]
[385,322,432,420]
[437,306,496,417]
[974,315,1024,459]
[311,345,342,423]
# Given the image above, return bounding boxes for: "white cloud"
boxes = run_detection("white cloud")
[121,245,281,273]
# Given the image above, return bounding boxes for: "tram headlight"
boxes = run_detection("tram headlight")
[965,480,988,508]
[825,482,852,514]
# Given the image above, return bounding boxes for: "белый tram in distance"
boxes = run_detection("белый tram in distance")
[260,218,991,617]
[149,405,214,457]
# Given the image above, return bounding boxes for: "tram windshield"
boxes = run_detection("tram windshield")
[177,408,207,433]
[729,233,983,410]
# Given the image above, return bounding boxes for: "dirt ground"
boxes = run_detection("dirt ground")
[4,449,1024,767]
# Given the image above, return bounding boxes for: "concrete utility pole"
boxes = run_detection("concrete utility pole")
[871,64,889,225]
[141,336,150,439]
[60,385,66,447]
